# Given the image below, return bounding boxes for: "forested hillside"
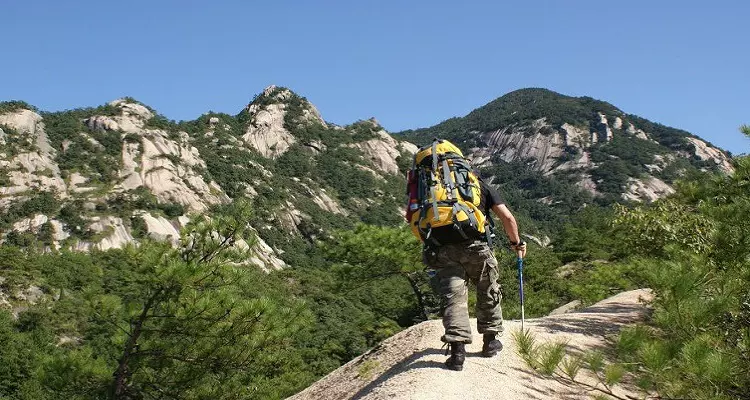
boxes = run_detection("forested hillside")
[0,87,744,399]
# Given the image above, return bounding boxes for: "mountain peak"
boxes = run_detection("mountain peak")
[399,87,733,203]
[257,85,293,102]
[108,98,154,121]
[466,88,624,131]
[243,85,324,124]
[246,85,300,110]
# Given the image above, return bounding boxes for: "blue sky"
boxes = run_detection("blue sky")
[2,1,748,153]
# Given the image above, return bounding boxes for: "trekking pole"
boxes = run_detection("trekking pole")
[517,256,525,331]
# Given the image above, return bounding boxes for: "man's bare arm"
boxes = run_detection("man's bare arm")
[491,204,520,243]
[491,204,527,257]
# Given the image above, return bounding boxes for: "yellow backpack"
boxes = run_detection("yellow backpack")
[407,139,488,245]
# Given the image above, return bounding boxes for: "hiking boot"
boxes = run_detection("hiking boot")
[481,333,503,357]
[444,342,466,371]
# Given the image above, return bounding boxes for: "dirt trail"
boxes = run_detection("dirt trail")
[289,289,652,400]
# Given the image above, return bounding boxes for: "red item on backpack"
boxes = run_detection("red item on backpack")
[405,170,419,221]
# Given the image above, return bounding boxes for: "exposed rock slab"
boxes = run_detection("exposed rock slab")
[243,236,287,272]
[88,216,134,251]
[140,212,180,243]
[472,121,565,173]
[353,129,409,175]
[547,300,582,315]
[623,177,675,202]
[242,102,296,158]
[0,109,66,199]
[596,112,613,142]
[113,129,229,212]
[686,137,734,173]
[290,289,653,400]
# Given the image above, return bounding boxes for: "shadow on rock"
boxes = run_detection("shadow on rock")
[351,348,444,399]
[533,301,650,339]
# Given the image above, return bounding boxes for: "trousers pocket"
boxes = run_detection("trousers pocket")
[490,284,502,303]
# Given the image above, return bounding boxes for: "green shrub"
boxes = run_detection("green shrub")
[0,100,38,113]
[129,216,148,239]
[0,191,61,230]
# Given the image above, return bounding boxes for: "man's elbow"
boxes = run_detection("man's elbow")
[492,204,515,223]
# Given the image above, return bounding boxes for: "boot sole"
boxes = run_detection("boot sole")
[481,344,503,357]
[481,342,503,358]
[445,363,464,371]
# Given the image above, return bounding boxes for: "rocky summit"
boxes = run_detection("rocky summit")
[400,88,732,204]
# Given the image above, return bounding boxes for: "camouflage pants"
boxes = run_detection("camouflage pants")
[423,241,503,344]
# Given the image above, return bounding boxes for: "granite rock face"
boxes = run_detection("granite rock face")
[0,109,66,204]
[353,120,418,175]
[464,111,732,202]
[241,85,328,159]
[0,88,414,272]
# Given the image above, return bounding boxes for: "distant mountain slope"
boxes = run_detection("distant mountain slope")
[0,86,734,261]
[399,88,732,203]
[0,86,416,266]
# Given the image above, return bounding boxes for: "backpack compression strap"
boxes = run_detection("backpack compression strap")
[430,140,440,220]
[441,158,457,201]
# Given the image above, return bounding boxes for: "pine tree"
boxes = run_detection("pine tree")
[326,224,435,321]
[85,201,311,399]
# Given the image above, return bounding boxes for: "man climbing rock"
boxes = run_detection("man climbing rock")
[406,139,526,371]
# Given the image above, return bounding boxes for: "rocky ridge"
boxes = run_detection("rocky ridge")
[0,87,416,271]
[1,87,735,266]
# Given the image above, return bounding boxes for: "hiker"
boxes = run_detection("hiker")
[406,139,527,371]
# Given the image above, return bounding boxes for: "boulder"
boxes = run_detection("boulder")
[140,212,180,243]
[548,300,582,316]
[88,216,134,250]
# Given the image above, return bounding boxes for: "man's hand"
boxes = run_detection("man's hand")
[491,204,526,258]
[511,241,527,259]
